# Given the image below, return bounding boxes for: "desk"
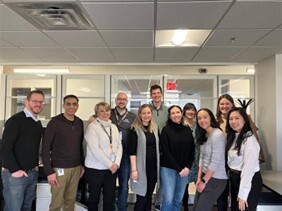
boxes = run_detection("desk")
[262,171,282,196]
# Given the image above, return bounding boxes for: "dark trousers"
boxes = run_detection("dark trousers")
[216,181,229,211]
[134,171,157,211]
[86,168,117,211]
[230,171,262,211]
[182,184,189,206]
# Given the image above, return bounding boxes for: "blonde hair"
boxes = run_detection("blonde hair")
[131,104,157,133]
[94,102,111,116]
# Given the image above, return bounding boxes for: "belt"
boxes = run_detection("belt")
[230,168,241,174]
[1,166,38,172]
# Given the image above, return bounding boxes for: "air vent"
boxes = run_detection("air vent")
[8,2,93,30]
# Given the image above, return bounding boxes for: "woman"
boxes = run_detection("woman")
[216,94,235,211]
[193,108,228,211]
[160,105,195,211]
[128,104,160,211]
[226,107,262,211]
[216,94,235,134]
[84,102,122,211]
[182,103,199,211]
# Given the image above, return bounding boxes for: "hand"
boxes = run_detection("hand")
[131,170,138,181]
[80,166,85,178]
[109,163,119,174]
[47,173,59,187]
[179,167,189,177]
[196,180,206,193]
[11,170,28,178]
[238,197,248,211]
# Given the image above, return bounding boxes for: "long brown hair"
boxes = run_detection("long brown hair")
[216,94,235,124]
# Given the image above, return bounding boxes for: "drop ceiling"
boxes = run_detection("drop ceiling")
[0,0,281,65]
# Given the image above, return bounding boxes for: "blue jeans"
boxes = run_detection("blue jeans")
[117,156,130,211]
[160,167,189,211]
[1,168,38,211]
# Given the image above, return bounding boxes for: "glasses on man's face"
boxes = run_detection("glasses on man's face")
[117,98,127,102]
[30,100,44,105]
[65,103,78,107]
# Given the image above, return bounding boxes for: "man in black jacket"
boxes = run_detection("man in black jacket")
[42,94,84,211]
[1,90,45,211]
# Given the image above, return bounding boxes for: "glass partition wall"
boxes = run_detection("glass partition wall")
[3,74,254,121]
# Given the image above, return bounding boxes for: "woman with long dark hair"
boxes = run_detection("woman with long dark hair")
[226,107,262,211]
[193,108,228,211]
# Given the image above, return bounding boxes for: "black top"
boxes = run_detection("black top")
[128,126,157,173]
[1,111,43,173]
[160,119,195,172]
[110,108,136,156]
[42,113,84,176]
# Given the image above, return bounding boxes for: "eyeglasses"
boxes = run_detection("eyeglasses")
[30,100,44,105]
[65,103,78,106]
[117,98,128,102]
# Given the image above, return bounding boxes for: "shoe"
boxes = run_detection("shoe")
[155,205,160,211]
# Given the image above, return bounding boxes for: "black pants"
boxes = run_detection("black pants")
[86,168,117,211]
[134,170,157,211]
[217,180,229,211]
[230,171,262,211]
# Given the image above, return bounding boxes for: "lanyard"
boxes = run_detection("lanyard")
[97,119,112,145]
[114,108,128,127]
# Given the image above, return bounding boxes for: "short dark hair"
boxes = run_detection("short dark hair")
[183,103,197,115]
[63,94,79,103]
[27,90,45,100]
[150,84,163,94]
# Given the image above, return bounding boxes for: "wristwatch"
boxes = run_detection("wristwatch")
[201,178,206,184]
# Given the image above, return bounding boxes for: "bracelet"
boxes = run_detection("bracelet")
[132,170,137,172]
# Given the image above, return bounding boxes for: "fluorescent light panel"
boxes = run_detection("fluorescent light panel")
[14,68,69,73]
[246,68,255,73]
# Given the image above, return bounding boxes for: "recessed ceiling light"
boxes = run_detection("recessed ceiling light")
[246,68,255,73]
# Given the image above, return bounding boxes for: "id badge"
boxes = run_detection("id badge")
[57,168,64,176]
[110,152,116,162]
[119,131,122,140]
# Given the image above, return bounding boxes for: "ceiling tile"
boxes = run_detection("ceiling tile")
[67,48,116,62]
[234,46,282,63]
[100,30,153,47]
[255,30,282,47]
[193,46,245,61]
[22,48,78,62]
[157,1,231,29]
[0,31,59,47]
[218,1,282,29]
[82,2,154,30]
[205,29,271,46]
[0,47,43,62]
[0,39,14,47]
[44,30,106,47]
[155,47,198,59]
[0,4,38,31]
[111,48,153,62]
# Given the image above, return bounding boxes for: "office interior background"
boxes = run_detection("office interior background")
[0,0,281,174]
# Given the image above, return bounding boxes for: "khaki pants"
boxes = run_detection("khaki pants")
[49,166,82,211]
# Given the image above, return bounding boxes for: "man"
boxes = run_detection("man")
[42,94,84,211]
[110,92,136,211]
[1,90,45,211]
[149,84,168,211]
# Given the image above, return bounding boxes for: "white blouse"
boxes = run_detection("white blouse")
[228,133,260,200]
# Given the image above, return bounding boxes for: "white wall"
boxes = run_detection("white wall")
[256,55,282,170]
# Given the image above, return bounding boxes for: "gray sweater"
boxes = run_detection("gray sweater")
[199,128,228,179]
[129,127,160,196]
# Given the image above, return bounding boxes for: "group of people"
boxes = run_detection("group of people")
[0,85,262,211]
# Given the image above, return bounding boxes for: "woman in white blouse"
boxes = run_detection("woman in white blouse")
[226,107,262,211]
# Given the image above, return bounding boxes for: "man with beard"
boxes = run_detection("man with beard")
[1,90,45,211]
[110,92,136,211]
